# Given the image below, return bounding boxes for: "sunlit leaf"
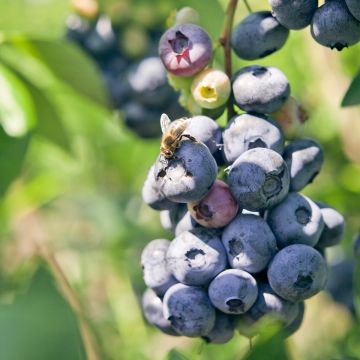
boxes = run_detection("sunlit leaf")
[0,62,36,136]
[342,72,360,107]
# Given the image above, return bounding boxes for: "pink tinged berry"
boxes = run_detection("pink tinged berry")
[191,68,231,109]
[270,96,308,140]
[158,24,212,77]
[187,180,239,228]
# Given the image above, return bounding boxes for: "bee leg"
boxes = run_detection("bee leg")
[181,134,197,142]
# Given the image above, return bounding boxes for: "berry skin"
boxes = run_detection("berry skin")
[266,192,325,248]
[222,214,277,273]
[311,0,360,51]
[231,11,289,60]
[202,312,235,344]
[166,228,227,286]
[222,113,285,164]
[141,239,178,296]
[208,269,258,314]
[65,14,91,44]
[191,68,231,109]
[187,180,239,228]
[316,202,345,248]
[154,140,218,203]
[269,0,318,30]
[283,138,324,192]
[236,282,299,337]
[228,148,290,211]
[345,0,360,21]
[268,244,328,302]
[142,288,178,336]
[232,65,290,114]
[128,57,173,108]
[163,283,216,337]
[158,24,212,77]
[270,96,308,140]
[185,116,222,154]
[284,301,305,337]
[142,165,174,211]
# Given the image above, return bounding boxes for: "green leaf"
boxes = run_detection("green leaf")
[0,62,36,136]
[0,265,86,360]
[342,72,360,107]
[0,125,30,196]
[166,349,190,360]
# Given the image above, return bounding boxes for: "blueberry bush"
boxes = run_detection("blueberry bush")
[0,1,359,360]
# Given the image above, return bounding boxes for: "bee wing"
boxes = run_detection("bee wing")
[160,113,172,134]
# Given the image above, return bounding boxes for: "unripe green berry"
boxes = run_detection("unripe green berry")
[175,7,200,25]
[191,68,231,109]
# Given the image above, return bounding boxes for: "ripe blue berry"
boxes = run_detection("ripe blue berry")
[266,192,325,248]
[141,239,178,296]
[232,65,290,114]
[208,269,258,314]
[231,11,289,60]
[166,228,227,286]
[222,214,277,273]
[223,113,285,164]
[154,140,218,203]
[163,283,216,337]
[228,148,290,211]
[202,312,235,344]
[345,0,360,21]
[268,245,328,302]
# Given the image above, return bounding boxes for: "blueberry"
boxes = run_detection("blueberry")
[191,68,231,109]
[236,282,299,337]
[345,0,360,21]
[166,228,227,286]
[65,14,91,44]
[128,57,173,107]
[142,288,178,336]
[283,138,324,192]
[223,113,285,164]
[141,239,178,296]
[208,269,258,314]
[268,244,328,302]
[154,140,218,203]
[231,11,289,60]
[163,283,216,337]
[232,65,290,114]
[311,0,360,51]
[188,180,239,228]
[160,209,173,232]
[326,258,355,314]
[185,116,222,154]
[159,24,212,77]
[83,16,117,58]
[266,193,325,248]
[123,102,162,138]
[222,214,277,273]
[142,165,174,211]
[284,301,305,337]
[316,202,345,248]
[202,312,235,344]
[269,0,318,30]
[228,148,290,211]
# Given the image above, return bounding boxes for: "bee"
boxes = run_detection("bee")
[160,113,196,159]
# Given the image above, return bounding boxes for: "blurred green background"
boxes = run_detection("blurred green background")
[0,0,359,359]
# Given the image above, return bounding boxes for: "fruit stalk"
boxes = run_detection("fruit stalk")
[220,0,238,120]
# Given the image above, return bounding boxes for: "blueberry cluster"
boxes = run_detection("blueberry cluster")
[140,67,345,343]
[65,7,185,138]
[231,0,360,58]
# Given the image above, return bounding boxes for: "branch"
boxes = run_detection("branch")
[219,0,239,121]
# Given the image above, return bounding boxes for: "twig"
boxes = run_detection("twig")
[219,0,239,121]
[243,0,252,13]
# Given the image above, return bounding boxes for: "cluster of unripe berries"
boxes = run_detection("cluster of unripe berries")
[65,4,185,138]
[139,7,347,342]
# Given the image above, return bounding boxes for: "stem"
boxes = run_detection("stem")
[219,0,239,121]
[35,237,102,360]
[243,0,252,13]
